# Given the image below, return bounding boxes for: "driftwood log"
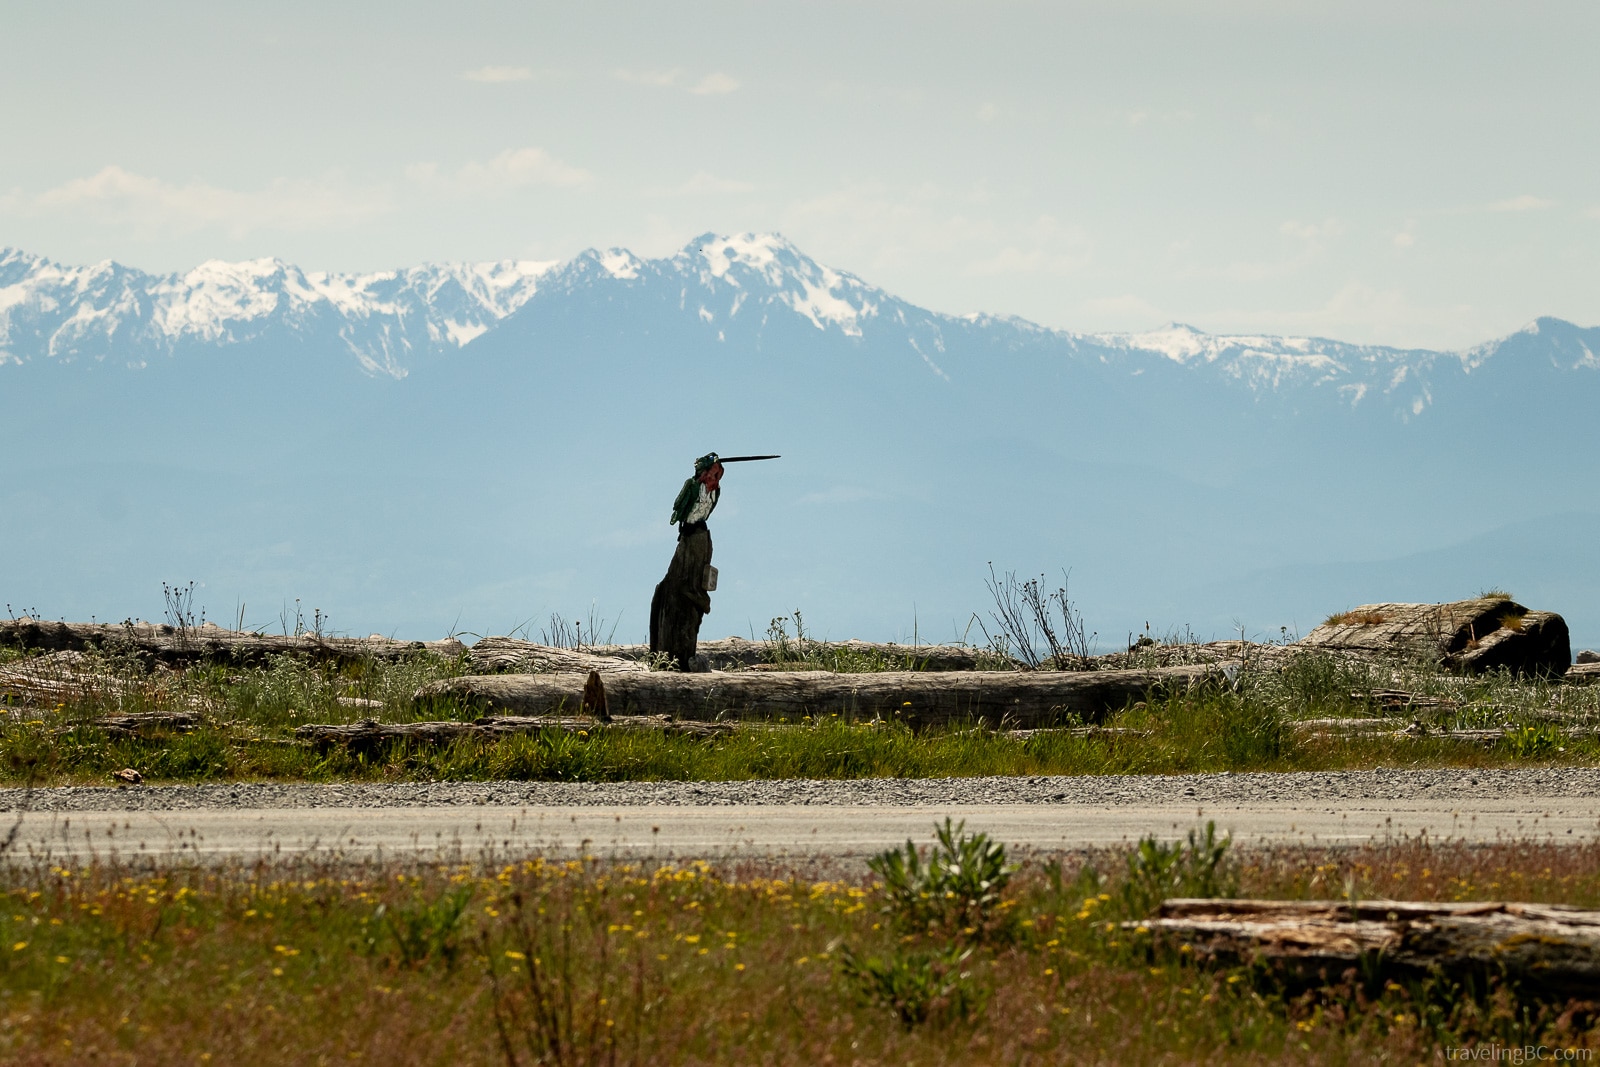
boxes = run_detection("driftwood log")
[0,662,127,707]
[295,714,731,749]
[0,619,466,668]
[642,638,997,671]
[1290,718,1600,744]
[416,663,1225,728]
[466,638,649,675]
[1138,898,1600,994]
[60,712,201,737]
[1299,598,1570,677]
[469,636,999,674]
[0,655,212,714]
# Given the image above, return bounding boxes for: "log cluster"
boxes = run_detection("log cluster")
[0,618,466,668]
[416,662,1226,728]
[1137,898,1600,994]
[294,714,730,750]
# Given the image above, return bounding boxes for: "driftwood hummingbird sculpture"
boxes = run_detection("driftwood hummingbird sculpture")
[649,452,779,670]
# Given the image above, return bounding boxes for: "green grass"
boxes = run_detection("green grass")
[5,832,1600,1064]
[4,644,1599,787]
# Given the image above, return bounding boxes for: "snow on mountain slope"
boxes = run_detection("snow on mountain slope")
[0,235,1593,419]
[1079,322,1453,415]
[683,232,881,336]
[0,248,554,376]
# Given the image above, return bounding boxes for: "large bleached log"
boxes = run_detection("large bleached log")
[0,619,466,667]
[294,714,730,748]
[1138,898,1600,993]
[415,663,1224,728]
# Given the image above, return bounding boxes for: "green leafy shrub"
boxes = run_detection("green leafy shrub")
[869,818,1014,939]
[378,886,473,969]
[1504,724,1561,760]
[836,943,988,1029]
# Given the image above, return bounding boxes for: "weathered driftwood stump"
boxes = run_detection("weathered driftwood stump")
[649,522,713,670]
[1137,898,1600,995]
[417,663,1226,728]
[1298,597,1570,677]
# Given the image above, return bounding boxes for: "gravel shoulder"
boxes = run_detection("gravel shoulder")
[4,766,1597,813]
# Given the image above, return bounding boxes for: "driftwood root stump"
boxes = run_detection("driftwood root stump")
[1300,598,1570,677]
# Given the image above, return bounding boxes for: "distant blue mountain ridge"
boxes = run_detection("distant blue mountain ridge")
[2,233,1596,651]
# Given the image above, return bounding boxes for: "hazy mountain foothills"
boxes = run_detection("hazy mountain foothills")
[1,233,1597,648]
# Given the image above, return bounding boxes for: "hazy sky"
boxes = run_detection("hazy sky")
[2,1,1596,349]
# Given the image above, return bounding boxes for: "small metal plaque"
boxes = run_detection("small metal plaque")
[704,565,719,591]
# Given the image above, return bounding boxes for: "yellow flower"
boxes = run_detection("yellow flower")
[505,950,526,960]
[10,942,25,951]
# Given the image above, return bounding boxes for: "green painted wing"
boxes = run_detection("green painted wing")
[670,476,700,525]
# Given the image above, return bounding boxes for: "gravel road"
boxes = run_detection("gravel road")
[2,768,1598,864]
[2,766,1594,813]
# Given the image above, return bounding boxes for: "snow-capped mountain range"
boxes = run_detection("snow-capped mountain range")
[2,231,1598,651]
[5,233,1594,419]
